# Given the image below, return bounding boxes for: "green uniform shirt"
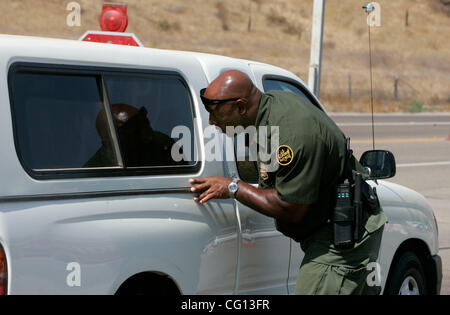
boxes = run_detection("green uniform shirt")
[255,90,387,247]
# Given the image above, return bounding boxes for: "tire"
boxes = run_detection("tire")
[384,251,427,295]
[115,274,180,296]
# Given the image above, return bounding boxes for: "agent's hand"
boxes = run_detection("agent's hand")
[189,177,233,204]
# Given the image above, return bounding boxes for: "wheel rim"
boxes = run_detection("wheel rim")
[399,276,420,295]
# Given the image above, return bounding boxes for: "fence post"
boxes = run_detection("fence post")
[248,0,252,32]
[394,75,399,100]
[348,73,352,101]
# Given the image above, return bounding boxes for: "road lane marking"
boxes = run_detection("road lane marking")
[397,161,450,168]
[352,137,446,144]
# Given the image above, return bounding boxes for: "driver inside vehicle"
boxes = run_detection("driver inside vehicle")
[85,103,184,168]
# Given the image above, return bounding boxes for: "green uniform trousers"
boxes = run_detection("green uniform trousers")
[294,225,384,295]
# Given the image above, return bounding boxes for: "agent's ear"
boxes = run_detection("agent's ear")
[236,98,248,116]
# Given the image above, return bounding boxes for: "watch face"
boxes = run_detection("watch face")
[229,182,238,193]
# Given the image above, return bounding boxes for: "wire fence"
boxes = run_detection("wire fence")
[320,70,450,112]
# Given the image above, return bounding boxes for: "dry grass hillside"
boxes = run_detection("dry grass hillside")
[1,0,450,112]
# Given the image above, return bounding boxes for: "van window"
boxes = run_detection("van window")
[10,65,197,177]
[263,79,312,105]
[103,75,195,167]
[11,72,118,170]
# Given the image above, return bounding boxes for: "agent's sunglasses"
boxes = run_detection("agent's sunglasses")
[200,88,240,107]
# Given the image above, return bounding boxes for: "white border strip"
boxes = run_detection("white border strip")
[397,161,450,168]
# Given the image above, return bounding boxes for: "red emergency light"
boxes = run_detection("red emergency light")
[79,2,143,47]
[99,3,128,32]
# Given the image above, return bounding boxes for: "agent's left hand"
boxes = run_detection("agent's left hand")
[189,177,233,204]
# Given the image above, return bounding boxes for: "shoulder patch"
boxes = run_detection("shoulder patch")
[276,145,294,166]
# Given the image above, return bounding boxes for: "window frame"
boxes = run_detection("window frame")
[262,74,324,112]
[8,62,201,180]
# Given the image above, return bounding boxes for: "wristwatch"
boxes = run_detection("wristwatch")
[228,177,240,199]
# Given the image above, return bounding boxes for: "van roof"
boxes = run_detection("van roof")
[0,34,303,85]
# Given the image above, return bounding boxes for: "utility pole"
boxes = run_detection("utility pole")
[308,0,326,99]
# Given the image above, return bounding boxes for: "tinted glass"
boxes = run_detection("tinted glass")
[11,72,118,170]
[104,75,195,167]
[263,79,313,105]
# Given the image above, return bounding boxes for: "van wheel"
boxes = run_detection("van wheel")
[384,251,427,295]
[115,273,180,296]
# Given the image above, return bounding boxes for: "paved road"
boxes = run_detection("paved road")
[330,113,450,295]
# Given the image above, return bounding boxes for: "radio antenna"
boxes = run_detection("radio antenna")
[363,2,376,150]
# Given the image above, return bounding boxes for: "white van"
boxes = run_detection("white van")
[0,34,441,295]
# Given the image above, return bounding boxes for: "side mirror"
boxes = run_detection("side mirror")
[359,150,396,180]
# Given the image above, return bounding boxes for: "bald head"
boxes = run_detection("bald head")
[203,70,262,130]
[110,104,140,128]
[205,70,254,100]
[96,103,150,143]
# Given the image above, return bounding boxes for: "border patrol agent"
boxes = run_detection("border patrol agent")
[190,70,387,295]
